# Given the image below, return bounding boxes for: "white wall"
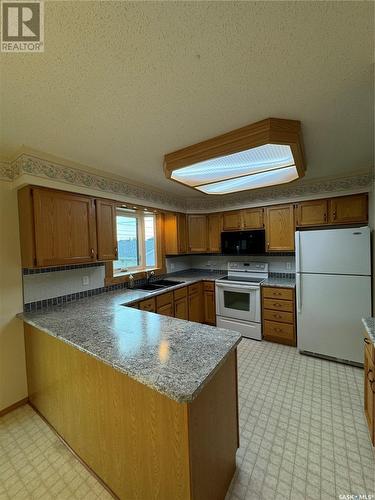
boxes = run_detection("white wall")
[0,182,27,411]
[23,266,106,304]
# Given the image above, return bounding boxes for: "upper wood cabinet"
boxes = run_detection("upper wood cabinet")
[242,208,264,229]
[187,215,208,253]
[18,186,97,268]
[222,208,264,231]
[265,204,295,252]
[96,199,118,261]
[207,214,222,253]
[164,213,187,255]
[328,194,368,224]
[296,199,328,227]
[222,211,242,231]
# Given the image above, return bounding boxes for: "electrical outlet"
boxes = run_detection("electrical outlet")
[286,262,291,270]
[82,276,89,286]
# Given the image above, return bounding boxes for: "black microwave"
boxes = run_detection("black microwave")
[221,230,265,255]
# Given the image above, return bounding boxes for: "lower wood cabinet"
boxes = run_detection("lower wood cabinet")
[262,286,296,346]
[174,287,188,320]
[203,282,216,326]
[188,283,203,323]
[364,334,375,446]
[139,297,156,312]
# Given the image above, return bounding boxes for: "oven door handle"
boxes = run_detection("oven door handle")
[215,283,260,291]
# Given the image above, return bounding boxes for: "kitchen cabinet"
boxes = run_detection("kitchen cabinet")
[242,208,264,229]
[329,194,368,224]
[296,199,328,227]
[164,213,187,254]
[188,282,203,323]
[222,211,242,231]
[156,292,174,317]
[174,287,188,320]
[265,204,295,252]
[262,287,296,346]
[187,215,208,253]
[207,214,222,253]
[96,199,118,261]
[203,282,216,325]
[139,298,156,312]
[18,186,97,268]
[364,334,375,446]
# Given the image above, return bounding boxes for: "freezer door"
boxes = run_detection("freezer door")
[295,226,370,275]
[297,273,371,364]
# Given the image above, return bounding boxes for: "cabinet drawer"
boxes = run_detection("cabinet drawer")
[263,320,295,345]
[203,281,215,292]
[139,298,156,312]
[263,298,294,313]
[174,286,187,300]
[128,302,139,309]
[156,292,173,308]
[263,287,294,301]
[263,309,294,324]
[188,283,202,296]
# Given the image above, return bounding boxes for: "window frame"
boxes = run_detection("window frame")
[113,209,157,275]
[105,208,164,285]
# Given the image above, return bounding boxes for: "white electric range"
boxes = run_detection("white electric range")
[215,262,268,340]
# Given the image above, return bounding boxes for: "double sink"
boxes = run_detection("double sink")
[134,279,185,291]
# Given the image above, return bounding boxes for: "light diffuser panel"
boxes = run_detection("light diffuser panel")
[196,165,299,195]
[171,144,294,187]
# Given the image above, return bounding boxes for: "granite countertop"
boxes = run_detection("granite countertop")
[362,317,375,345]
[261,276,296,289]
[19,270,240,404]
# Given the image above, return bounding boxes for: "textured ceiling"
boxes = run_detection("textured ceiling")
[0,1,373,197]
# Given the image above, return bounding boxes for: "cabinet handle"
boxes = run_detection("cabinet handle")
[273,292,282,296]
[267,242,270,251]
[274,303,281,307]
[324,213,327,222]
[90,248,95,258]
[275,328,283,333]
[364,338,371,344]
[367,369,374,383]
[114,247,118,256]
[333,210,337,220]
[275,314,282,319]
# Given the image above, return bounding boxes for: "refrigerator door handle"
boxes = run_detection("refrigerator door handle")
[295,231,301,273]
[296,273,302,313]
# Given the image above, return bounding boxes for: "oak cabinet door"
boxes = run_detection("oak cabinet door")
[203,290,216,325]
[187,215,208,253]
[242,208,264,229]
[32,188,97,267]
[329,194,368,224]
[222,211,241,231]
[174,297,188,320]
[296,200,328,227]
[96,199,117,261]
[265,204,295,252]
[188,284,203,323]
[207,214,222,253]
[364,347,375,445]
[157,303,174,317]
[164,213,188,255]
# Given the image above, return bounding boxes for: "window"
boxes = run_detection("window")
[113,209,157,274]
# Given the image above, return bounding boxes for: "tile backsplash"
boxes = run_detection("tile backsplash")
[166,255,295,274]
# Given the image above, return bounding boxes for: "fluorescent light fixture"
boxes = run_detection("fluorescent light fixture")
[164,118,305,195]
[171,144,294,187]
[195,165,299,195]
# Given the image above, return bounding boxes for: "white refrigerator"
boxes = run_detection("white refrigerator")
[295,226,371,365]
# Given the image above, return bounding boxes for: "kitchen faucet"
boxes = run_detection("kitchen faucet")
[146,270,155,284]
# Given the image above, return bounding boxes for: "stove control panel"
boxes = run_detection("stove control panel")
[227,261,268,273]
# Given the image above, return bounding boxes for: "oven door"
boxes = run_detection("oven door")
[215,282,260,323]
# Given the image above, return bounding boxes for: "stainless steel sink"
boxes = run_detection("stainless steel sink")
[134,280,184,291]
